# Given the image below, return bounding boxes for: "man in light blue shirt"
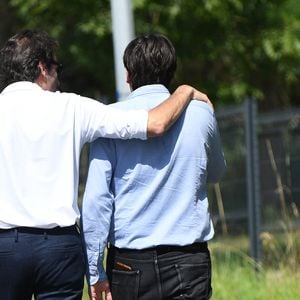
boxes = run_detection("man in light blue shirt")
[82,34,225,300]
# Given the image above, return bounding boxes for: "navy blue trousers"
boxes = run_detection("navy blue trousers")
[0,226,85,300]
[107,242,212,300]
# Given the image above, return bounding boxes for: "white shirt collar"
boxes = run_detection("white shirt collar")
[1,81,42,94]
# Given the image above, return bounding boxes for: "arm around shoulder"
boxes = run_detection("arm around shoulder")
[147,85,211,137]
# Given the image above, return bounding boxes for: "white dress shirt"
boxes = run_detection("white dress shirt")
[0,81,147,229]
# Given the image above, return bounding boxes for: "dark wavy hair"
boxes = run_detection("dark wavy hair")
[123,33,177,91]
[0,29,58,92]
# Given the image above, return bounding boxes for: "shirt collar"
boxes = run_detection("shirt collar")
[128,84,169,100]
[1,81,42,95]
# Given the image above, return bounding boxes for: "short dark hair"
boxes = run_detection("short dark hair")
[0,29,59,92]
[123,33,177,90]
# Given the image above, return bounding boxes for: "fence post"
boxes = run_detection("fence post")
[245,98,261,266]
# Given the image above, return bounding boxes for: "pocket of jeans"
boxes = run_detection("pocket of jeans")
[0,238,15,257]
[175,263,211,299]
[111,269,140,300]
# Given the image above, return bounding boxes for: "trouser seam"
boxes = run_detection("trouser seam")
[154,253,163,300]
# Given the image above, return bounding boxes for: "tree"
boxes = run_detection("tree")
[134,0,300,109]
[4,0,300,109]
[8,0,114,100]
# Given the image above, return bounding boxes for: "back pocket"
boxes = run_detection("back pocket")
[111,269,140,300]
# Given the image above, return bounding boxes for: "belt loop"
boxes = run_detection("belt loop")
[14,228,18,242]
[75,223,81,234]
[43,231,48,240]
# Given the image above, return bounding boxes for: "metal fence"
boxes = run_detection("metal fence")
[210,100,300,261]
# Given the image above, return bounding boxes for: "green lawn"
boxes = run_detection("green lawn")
[211,232,300,300]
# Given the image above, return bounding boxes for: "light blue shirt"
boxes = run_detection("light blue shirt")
[82,84,226,284]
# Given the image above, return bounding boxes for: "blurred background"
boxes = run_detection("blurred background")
[1,0,299,299]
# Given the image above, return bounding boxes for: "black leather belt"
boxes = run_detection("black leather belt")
[0,225,77,235]
[111,242,208,255]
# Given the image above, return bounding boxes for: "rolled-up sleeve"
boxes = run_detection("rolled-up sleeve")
[75,95,148,142]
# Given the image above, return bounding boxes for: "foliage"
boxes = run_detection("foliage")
[133,0,300,108]
[2,0,300,108]
[7,0,114,99]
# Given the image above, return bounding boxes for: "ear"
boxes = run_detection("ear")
[35,61,49,89]
[38,61,48,77]
[126,71,131,84]
[126,72,134,92]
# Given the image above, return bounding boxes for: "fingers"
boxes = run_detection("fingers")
[89,280,112,300]
[89,284,101,300]
[89,289,100,300]
[106,290,113,300]
[192,89,209,102]
[192,88,214,110]
[206,98,214,110]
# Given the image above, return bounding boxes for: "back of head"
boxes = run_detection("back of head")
[123,33,177,91]
[0,29,58,92]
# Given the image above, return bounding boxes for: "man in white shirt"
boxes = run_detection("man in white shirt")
[0,29,209,300]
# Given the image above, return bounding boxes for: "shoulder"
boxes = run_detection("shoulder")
[109,99,133,110]
[189,100,214,113]
[186,100,215,121]
[108,99,147,111]
[53,92,108,110]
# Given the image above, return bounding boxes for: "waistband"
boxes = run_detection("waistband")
[0,225,77,235]
[110,242,208,256]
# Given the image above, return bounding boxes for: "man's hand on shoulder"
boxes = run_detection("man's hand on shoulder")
[89,280,112,300]
[190,86,214,111]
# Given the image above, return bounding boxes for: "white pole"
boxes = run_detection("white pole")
[110,0,135,101]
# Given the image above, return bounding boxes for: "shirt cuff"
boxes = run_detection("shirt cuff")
[126,109,148,140]
[88,267,107,285]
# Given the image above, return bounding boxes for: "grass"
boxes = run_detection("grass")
[82,230,300,300]
[212,262,299,300]
[210,233,300,299]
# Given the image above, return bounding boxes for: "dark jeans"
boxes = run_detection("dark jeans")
[107,242,212,300]
[0,226,85,300]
